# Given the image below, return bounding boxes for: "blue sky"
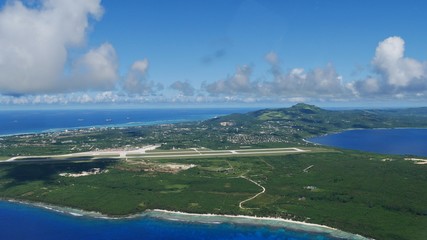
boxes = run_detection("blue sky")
[0,0,427,107]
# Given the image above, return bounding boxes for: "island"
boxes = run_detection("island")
[0,103,426,240]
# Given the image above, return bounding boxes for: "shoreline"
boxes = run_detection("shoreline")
[0,107,258,138]
[0,118,198,138]
[146,210,371,240]
[2,199,371,240]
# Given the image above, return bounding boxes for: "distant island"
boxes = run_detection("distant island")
[1,104,427,240]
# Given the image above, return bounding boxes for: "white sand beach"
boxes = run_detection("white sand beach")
[146,209,372,240]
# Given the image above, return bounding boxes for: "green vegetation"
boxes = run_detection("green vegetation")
[1,103,427,239]
[258,111,289,120]
[0,151,426,239]
[3,103,427,157]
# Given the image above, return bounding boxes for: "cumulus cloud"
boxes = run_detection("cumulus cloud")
[0,0,123,95]
[352,36,427,97]
[204,54,348,100]
[348,77,380,96]
[264,58,348,98]
[2,12,427,108]
[204,37,427,102]
[123,59,163,95]
[373,36,425,87]
[205,65,254,95]
[70,43,119,91]
[170,80,195,96]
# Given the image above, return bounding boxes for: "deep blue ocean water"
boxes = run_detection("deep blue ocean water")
[0,108,340,240]
[0,108,255,136]
[309,128,427,157]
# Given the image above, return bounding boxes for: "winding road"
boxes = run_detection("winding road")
[239,176,266,210]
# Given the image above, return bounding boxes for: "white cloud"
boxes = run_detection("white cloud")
[70,43,119,91]
[205,65,253,95]
[131,59,149,74]
[123,59,163,95]
[204,38,427,102]
[349,77,380,96]
[94,91,120,103]
[204,53,349,100]
[0,91,168,105]
[170,80,195,96]
[271,65,347,98]
[0,0,117,95]
[373,36,425,87]
[352,36,427,97]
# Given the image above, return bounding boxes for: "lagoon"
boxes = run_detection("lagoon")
[309,128,427,157]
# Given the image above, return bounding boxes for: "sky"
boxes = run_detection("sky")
[0,0,427,108]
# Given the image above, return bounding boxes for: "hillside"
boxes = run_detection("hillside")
[202,103,427,145]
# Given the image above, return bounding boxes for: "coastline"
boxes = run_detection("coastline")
[146,210,371,240]
[0,118,197,138]
[2,199,371,240]
[0,107,258,137]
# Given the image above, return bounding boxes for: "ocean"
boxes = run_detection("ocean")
[309,128,427,157]
[0,108,345,240]
[0,201,340,240]
[0,108,257,136]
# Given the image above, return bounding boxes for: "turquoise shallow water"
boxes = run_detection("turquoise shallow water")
[0,108,257,136]
[309,128,427,157]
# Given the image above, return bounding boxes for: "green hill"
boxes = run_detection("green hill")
[204,103,427,144]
